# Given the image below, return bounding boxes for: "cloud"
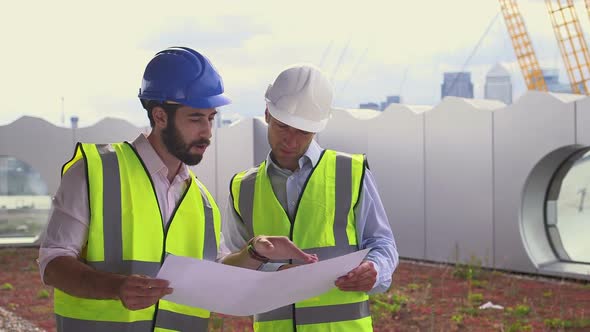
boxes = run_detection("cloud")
[138,15,270,51]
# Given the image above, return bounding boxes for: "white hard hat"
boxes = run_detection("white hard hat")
[265,64,333,133]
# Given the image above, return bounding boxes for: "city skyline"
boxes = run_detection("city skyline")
[365,64,571,111]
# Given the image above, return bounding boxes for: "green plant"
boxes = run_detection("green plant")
[371,293,407,314]
[452,264,471,280]
[579,318,590,328]
[37,289,50,299]
[542,291,553,298]
[513,304,531,317]
[468,293,483,304]
[471,280,489,289]
[459,306,479,316]
[373,298,402,313]
[372,292,408,307]
[370,292,408,323]
[453,255,484,281]
[407,283,420,291]
[1,282,13,290]
[544,318,573,329]
[451,313,464,325]
[507,320,532,332]
[544,317,590,329]
[392,293,408,305]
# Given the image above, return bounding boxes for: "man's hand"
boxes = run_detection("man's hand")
[118,274,173,310]
[335,260,377,292]
[251,236,318,263]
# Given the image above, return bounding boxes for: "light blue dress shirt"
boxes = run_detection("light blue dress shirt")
[223,140,399,293]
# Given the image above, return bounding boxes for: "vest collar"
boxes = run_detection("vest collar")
[265,139,323,173]
[132,134,190,181]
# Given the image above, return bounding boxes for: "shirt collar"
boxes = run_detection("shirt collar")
[131,133,190,181]
[265,139,324,173]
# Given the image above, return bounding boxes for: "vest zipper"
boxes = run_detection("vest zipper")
[125,142,192,330]
[286,149,327,332]
[154,176,192,330]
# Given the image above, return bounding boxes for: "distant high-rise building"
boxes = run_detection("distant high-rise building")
[543,68,571,93]
[441,72,474,99]
[359,102,380,110]
[380,95,401,110]
[387,95,401,104]
[485,63,512,104]
[360,95,401,111]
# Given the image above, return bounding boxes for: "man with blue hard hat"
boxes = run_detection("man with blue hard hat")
[38,47,317,332]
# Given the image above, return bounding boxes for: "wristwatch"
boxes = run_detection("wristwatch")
[247,238,270,263]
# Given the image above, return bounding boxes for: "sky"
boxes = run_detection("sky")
[1,0,589,128]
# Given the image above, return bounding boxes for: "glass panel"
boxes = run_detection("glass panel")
[0,156,50,241]
[552,150,590,263]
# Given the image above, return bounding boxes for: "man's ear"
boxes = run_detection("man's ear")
[152,106,168,129]
[265,108,270,124]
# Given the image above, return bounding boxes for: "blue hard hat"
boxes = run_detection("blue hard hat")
[138,47,231,108]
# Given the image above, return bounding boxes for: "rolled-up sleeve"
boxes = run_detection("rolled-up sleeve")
[38,161,89,284]
[356,169,399,294]
[222,196,251,253]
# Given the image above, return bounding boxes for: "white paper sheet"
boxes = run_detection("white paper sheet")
[156,249,370,316]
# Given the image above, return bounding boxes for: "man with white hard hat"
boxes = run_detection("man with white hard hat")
[224,64,399,331]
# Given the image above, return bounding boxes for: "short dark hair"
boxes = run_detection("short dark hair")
[141,99,181,127]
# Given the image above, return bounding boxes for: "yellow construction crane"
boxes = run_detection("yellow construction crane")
[545,0,590,95]
[500,0,590,95]
[499,0,548,91]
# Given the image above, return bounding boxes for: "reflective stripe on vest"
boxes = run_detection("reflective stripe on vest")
[256,300,370,324]
[56,311,209,332]
[231,150,372,332]
[55,142,219,332]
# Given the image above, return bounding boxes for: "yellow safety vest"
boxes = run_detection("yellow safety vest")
[54,142,221,332]
[231,149,373,332]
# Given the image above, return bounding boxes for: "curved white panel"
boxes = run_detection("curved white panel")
[575,96,590,145]
[367,105,427,259]
[2,91,589,280]
[316,109,372,154]
[494,91,576,273]
[425,97,496,264]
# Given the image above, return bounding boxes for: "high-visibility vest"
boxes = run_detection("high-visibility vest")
[54,142,221,332]
[231,149,373,332]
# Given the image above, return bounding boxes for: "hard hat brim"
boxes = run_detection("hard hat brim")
[182,93,232,109]
[267,102,329,133]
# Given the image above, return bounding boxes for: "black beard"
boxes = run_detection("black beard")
[162,122,210,166]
